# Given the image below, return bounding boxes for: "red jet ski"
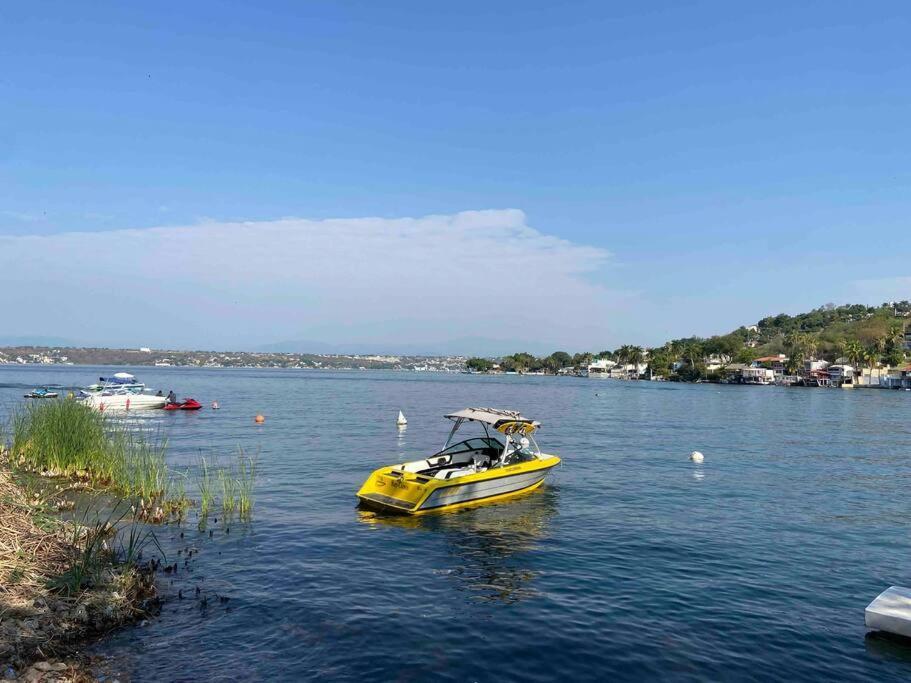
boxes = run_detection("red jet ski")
[164,398,203,411]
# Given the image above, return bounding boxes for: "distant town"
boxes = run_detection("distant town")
[0,346,468,373]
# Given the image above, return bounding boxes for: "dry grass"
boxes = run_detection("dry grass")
[0,460,71,617]
[0,456,158,674]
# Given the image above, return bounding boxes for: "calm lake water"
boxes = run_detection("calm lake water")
[2,365,911,681]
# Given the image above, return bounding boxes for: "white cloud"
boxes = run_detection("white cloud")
[0,209,634,351]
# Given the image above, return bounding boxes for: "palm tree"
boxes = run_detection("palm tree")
[803,335,818,360]
[647,348,669,380]
[784,331,803,353]
[569,352,592,374]
[842,339,863,368]
[785,331,817,363]
[681,342,702,369]
[886,322,906,352]
[626,345,644,378]
[863,347,879,370]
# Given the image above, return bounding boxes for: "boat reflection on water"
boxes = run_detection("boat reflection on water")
[864,631,911,665]
[357,486,558,603]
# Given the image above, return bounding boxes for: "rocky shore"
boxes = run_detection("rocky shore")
[0,460,158,681]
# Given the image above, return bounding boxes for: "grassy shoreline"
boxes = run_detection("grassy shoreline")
[1,399,257,679]
[0,454,159,680]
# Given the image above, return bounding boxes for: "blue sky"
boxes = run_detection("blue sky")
[2,2,910,352]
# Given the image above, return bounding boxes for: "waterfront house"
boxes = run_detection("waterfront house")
[622,362,648,379]
[587,358,617,377]
[856,367,892,387]
[704,355,730,372]
[804,359,830,373]
[884,364,911,389]
[828,364,855,387]
[754,354,789,376]
[741,367,775,384]
[723,363,749,382]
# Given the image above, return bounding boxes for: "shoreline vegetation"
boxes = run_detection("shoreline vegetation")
[466,302,911,382]
[0,401,257,679]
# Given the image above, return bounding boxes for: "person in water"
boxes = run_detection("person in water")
[166,390,177,404]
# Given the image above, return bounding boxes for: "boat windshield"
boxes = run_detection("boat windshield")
[436,437,503,457]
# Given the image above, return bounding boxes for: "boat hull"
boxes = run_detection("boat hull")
[83,394,167,411]
[357,455,560,515]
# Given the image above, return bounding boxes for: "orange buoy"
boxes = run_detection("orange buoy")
[254,414,265,424]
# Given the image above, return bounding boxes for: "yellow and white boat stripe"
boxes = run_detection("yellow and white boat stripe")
[419,468,547,510]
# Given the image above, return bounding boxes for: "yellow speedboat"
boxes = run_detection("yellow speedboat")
[357,407,560,515]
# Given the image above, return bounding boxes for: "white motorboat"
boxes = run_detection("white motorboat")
[82,391,167,411]
[79,372,166,410]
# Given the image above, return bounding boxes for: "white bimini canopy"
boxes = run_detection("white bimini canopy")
[444,407,540,430]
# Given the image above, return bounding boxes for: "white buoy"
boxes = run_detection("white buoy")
[690,451,704,464]
[866,586,911,638]
[396,410,407,427]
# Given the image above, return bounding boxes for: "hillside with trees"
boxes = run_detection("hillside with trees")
[466,301,911,380]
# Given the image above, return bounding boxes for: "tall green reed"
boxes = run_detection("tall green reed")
[219,465,237,514]
[10,400,171,504]
[236,449,256,520]
[196,457,215,518]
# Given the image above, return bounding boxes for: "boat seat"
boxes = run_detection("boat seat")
[435,466,477,480]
